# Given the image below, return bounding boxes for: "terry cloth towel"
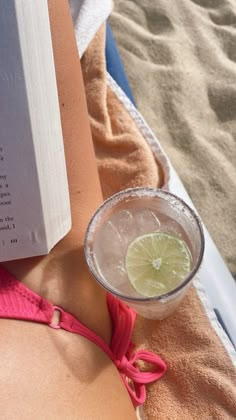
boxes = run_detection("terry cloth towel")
[80,24,236,419]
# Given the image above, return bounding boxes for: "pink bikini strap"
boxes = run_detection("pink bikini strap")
[108,294,167,405]
[0,266,167,406]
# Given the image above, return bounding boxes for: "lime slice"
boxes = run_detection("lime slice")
[125,232,192,297]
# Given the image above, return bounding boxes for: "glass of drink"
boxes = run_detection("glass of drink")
[84,188,204,319]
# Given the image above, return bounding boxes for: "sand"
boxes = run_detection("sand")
[110,0,236,279]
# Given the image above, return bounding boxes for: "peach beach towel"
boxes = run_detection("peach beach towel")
[81,25,236,420]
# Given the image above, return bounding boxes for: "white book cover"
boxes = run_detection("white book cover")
[0,0,71,262]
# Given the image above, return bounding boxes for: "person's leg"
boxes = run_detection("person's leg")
[0,1,137,418]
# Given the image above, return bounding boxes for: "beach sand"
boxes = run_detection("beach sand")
[110,0,236,279]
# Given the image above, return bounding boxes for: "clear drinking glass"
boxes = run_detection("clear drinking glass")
[84,188,205,319]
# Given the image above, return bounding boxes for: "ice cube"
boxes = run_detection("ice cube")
[133,208,161,236]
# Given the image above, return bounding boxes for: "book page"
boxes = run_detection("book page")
[0,1,71,262]
[0,146,16,238]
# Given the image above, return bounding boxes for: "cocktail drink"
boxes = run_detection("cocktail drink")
[84,188,204,319]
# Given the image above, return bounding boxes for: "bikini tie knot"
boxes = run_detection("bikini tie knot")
[115,349,167,406]
[115,355,129,371]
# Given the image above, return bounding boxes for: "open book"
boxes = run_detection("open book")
[0,1,71,262]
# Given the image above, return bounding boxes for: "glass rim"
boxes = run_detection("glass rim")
[84,187,205,303]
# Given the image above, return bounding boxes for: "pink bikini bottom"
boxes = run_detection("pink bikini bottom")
[0,265,166,407]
